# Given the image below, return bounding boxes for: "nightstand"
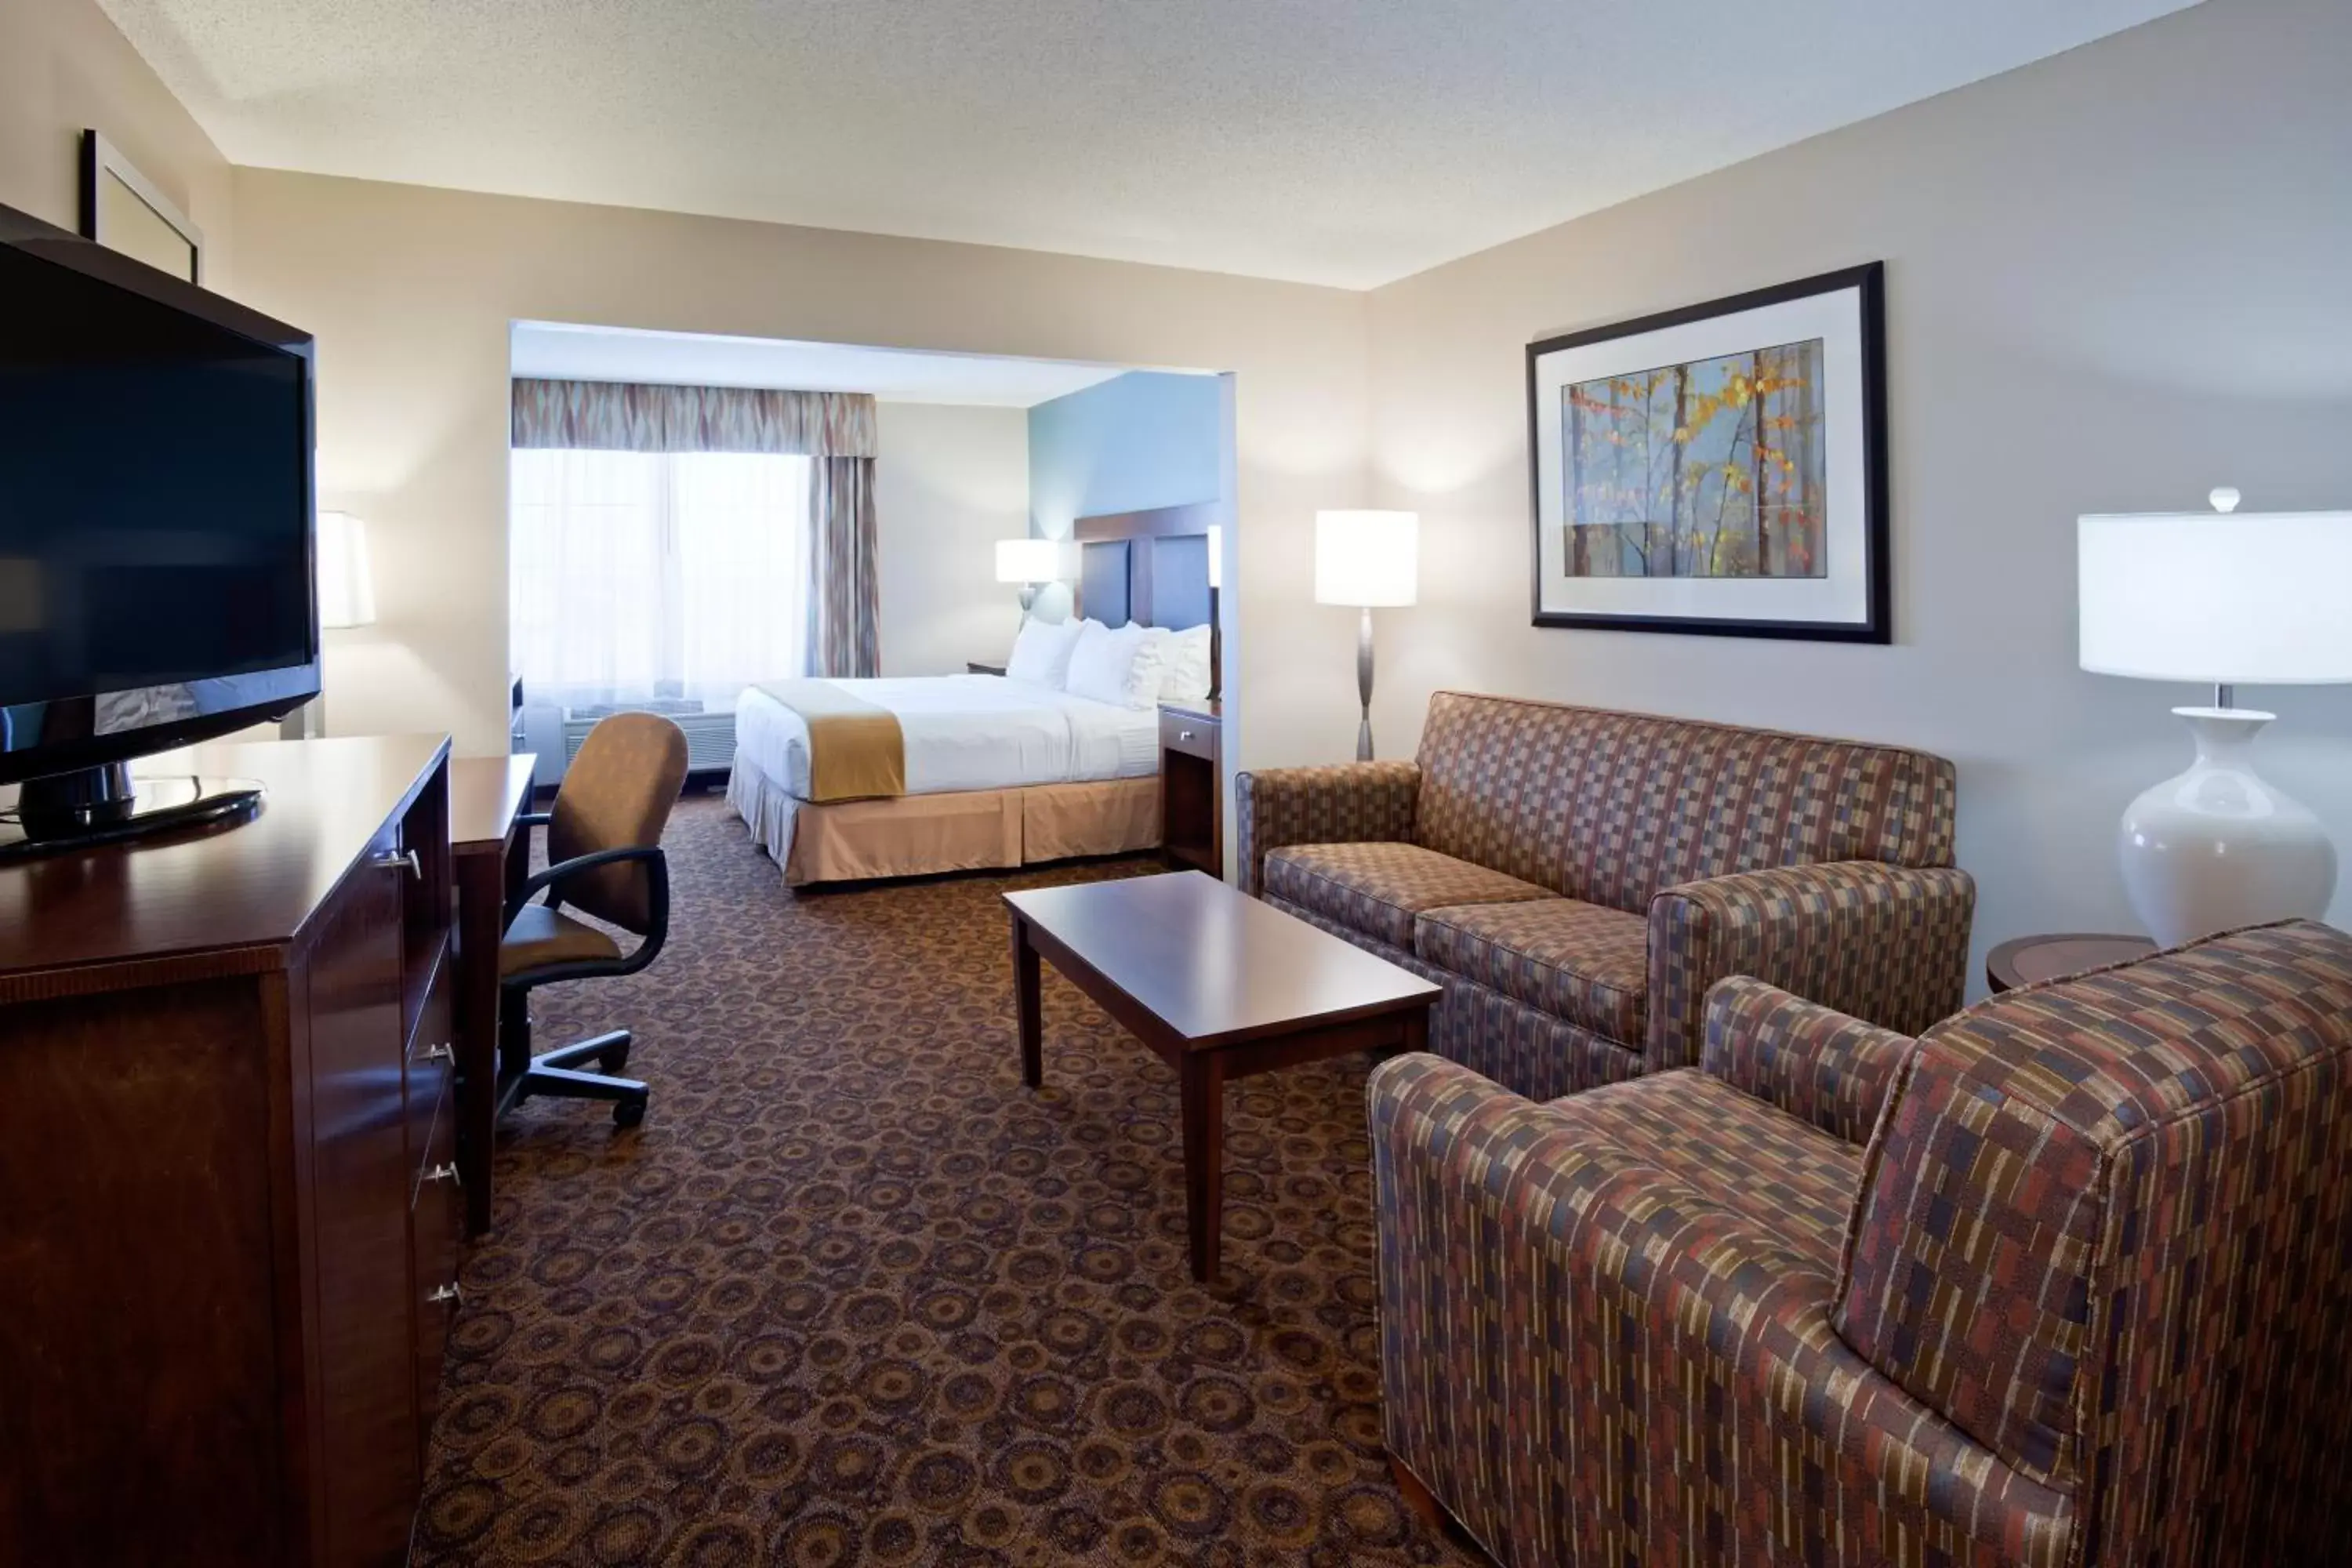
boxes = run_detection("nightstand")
[1159,698,1223,877]
[967,661,1007,676]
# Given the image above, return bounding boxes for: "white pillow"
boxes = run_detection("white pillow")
[1065,619,1167,710]
[1004,616,1083,687]
[1157,624,1214,703]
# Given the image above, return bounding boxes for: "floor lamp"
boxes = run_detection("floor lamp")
[2078,488,2351,945]
[1314,510,1417,761]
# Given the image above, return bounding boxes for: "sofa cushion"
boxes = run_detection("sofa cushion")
[1410,691,1958,913]
[1414,897,1649,1045]
[1261,841,1554,949]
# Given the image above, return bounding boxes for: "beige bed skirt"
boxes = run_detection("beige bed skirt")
[728,754,1160,886]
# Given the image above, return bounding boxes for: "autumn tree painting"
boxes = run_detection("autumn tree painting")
[1562,337,1826,579]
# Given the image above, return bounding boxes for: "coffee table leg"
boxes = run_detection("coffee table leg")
[1180,1052,1226,1283]
[1012,913,1043,1089]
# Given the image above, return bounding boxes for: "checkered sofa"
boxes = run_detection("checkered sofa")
[1236,691,1972,1098]
[1368,920,2352,1565]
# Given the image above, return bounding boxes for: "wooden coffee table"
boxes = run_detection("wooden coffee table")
[1005,870,1440,1283]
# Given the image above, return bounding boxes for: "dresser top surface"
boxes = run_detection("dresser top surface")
[0,733,449,977]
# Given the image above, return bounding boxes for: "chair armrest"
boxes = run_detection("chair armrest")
[1699,976,1915,1145]
[1233,760,1419,895]
[510,844,665,917]
[1646,861,1974,1069]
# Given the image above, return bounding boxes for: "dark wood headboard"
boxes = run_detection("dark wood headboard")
[1073,501,1221,697]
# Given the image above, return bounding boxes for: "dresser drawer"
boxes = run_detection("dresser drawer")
[409,1086,462,1458]
[405,949,456,1193]
[1160,709,1217,762]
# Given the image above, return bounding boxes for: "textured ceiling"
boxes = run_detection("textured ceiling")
[510,323,1149,406]
[103,0,2198,288]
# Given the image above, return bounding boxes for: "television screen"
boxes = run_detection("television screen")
[0,241,313,712]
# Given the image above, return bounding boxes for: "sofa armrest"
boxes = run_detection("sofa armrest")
[1700,976,1915,1145]
[1646,861,1973,1070]
[1232,760,1419,896]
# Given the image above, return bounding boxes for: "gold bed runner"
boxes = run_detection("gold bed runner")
[753,680,906,802]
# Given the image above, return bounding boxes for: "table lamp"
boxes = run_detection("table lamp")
[1315,510,1417,760]
[318,510,377,631]
[286,510,376,739]
[996,537,1069,633]
[2078,488,2352,946]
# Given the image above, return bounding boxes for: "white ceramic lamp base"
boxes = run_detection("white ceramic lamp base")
[2118,707,2338,948]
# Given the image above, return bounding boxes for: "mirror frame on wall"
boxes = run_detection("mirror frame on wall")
[78,129,202,285]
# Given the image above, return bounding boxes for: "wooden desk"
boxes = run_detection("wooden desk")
[448,753,537,1236]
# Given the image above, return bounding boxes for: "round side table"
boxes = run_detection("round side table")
[1985,932,2158,994]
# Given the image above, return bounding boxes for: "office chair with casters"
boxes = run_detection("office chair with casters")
[498,710,690,1127]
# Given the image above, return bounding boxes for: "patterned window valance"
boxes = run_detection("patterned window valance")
[511,377,878,458]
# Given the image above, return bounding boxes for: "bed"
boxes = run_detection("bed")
[728,502,1219,885]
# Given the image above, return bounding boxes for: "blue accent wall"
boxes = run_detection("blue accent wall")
[1027,370,1224,543]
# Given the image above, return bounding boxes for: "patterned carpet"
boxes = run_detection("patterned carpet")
[416,794,1477,1566]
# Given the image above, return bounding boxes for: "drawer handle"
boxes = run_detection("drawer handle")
[422,1042,456,1064]
[428,1283,463,1306]
[374,848,422,879]
[1178,730,1194,742]
[424,1162,462,1186]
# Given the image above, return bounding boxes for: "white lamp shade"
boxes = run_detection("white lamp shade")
[1314,510,1417,608]
[996,536,1069,585]
[316,510,377,630]
[2079,509,2352,684]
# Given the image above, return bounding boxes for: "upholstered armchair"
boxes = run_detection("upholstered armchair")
[1368,921,2352,1566]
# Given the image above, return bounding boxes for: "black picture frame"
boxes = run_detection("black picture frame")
[1525,261,1889,643]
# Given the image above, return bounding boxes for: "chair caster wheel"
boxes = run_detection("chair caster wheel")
[614,1100,647,1129]
[599,1044,631,1073]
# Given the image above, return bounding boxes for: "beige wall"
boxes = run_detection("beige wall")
[1363,0,2352,978]
[873,403,1031,677]
[227,169,1370,804]
[24,0,2347,957]
[0,0,232,280]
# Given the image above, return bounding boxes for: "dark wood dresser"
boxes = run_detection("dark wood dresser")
[0,735,460,1566]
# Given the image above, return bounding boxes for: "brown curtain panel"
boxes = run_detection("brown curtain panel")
[806,456,880,678]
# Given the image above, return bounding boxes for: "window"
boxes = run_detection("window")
[509,448,808,713]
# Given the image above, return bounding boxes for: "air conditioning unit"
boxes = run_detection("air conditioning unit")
[561,704,737,775]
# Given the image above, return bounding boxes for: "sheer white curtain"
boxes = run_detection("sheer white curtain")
[509,448,809,713]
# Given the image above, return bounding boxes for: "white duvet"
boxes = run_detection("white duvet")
[735,674,1161,799]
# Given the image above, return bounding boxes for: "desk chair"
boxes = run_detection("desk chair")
[498,711,689,1127]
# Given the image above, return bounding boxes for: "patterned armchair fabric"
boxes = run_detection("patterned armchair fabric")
[1370,923,2352,1567]
[1235,692,1969,1099]
[1700,975,1913,1145]
[1838,920,2352,1560]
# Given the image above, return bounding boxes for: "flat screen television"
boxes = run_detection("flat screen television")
[0,199,317,852]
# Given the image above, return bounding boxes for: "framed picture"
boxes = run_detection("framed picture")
[79,130,202,285]
[1526,262,1888,642]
